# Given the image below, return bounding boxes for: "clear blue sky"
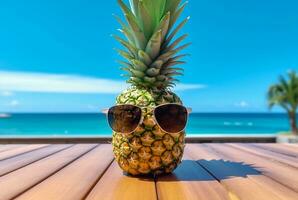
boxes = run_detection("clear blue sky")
[0,0,297,113]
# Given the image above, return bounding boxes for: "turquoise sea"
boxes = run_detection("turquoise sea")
[0,113,291,137]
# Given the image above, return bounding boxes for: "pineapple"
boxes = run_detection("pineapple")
[112,0,189,175]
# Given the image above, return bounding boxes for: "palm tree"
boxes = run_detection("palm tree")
[268,71,298,135]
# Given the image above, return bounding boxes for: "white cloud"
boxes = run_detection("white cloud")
[0,70,205,94]
[235,101,249,108]
[175,83,206,90]
[0,91,14,96]
[9,100,19,107]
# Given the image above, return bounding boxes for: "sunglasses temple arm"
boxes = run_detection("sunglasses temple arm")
[101,108,109,114]
[187,107,192,113]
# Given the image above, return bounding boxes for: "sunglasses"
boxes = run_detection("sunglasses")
[103,103,191,134]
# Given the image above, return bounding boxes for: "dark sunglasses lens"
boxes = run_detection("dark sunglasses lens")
[108,105,141,133]
[154,104,187,133]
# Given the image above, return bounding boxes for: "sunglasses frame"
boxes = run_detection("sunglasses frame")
[102,103,192,134]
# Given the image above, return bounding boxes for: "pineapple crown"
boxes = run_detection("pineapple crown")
[114,0,190,91]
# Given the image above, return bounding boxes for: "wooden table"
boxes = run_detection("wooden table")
[0,143,297,200]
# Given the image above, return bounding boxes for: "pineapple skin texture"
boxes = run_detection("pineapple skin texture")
[112,87,185,175]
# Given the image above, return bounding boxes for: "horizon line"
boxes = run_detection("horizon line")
[0,111,287,114]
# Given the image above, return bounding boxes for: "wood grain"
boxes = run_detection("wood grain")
[189,144,298,200]
[86,161,156,200]
[0,144,72,176]
[156,150,229,200]
[0,144,48,161]
[228,143,298,168]
[207,143,298,193]
[0,143,297,200]
[0,145,25,153]
[15,144,113,200]
[253,143,298,157]
[283,144,298,149]
[0,144,97,200]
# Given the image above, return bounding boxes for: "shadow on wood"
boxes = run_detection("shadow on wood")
[156,159,261,181]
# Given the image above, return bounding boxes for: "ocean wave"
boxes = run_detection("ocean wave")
[223,122,254,127]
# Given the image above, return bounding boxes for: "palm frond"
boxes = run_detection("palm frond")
[268,71,298,112]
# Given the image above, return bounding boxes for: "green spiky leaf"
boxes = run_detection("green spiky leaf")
[138,0,154,39]
[131,59,148,71]
[129,0,139,16]
[169,1,188,30]
[144,76,156,83]
[113,35,138,57]
[155,12,170,42]
[146,68,160,77]
[164,16,190,46]
[151,60,164,69]
[117,60,133,68]
[116,49,134,60]
[145,30,162,59]
[125,13,147,49]
[165,0,181,17]
[138,50,152,65]
[115,0,190,90]
[163,34,188,52]
[131,69,145,78]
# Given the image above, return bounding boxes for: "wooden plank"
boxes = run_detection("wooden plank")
[86,161,156,200]
[0,144,49,161]
[228,143,298,168]
[0,144,73,176]
[0,144,97,200]
[15,144,114,200]
[0,145,26,153]
[188,144,298,200]
[156,150,229,200]
[253,144,298,158]
[207,143,298,193]
[281,144,298,152]
[283,144,298,149]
